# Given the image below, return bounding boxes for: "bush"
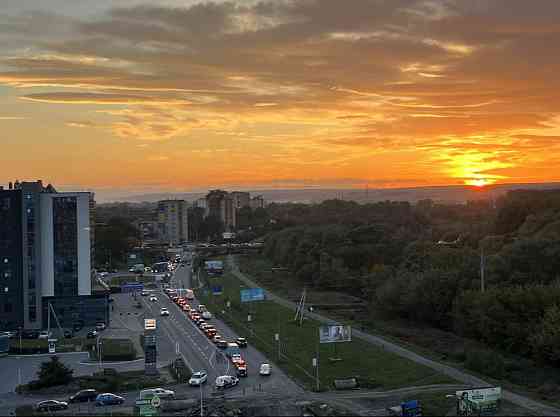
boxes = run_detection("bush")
[536,382,560,400]
[35,356,73,389]
[464,349,506,379]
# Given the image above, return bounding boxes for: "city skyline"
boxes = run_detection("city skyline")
[2,0,560,193]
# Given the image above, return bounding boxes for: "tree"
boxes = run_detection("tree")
[531,305,560,365]
[37,356,73,387]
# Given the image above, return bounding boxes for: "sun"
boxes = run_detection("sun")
[466,178,489,187]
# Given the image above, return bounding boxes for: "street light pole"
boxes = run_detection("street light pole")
[480,246,485,293]
[200,382,203,417]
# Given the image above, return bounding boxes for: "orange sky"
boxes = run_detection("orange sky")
[1,0,560,197]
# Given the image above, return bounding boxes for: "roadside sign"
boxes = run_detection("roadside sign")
[144,319,157,330]
[151,395,161,408]
[240,288,265,302]
[212,285,223,295]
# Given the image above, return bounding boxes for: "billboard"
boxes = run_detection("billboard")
[205,260,224,275]
[240,288,265,303]
[456,387,501,415]
[319,325,352,343]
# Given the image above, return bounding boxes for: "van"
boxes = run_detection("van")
[215,375,239,389]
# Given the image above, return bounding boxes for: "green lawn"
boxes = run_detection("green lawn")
[195,265,455,391]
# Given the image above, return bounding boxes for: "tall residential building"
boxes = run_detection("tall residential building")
[0,181,103,330]
[250,195,265,209]
[206,190,236,231]
[230,192,250,210]
[157,200,189,245]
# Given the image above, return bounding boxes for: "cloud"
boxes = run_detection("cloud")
[1,0,560,184]
[0,116,25,120]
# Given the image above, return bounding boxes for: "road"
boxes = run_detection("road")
[145,261,302,397]
[229,255,560,417]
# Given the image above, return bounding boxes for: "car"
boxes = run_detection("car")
[212,335,222,343]
[140,290,150,296]
[149,296,158,302]
[96,393,125,406]
[144,267,152,273]
[64,330,74,339]
[181,305,190,312]
[87,329,98,339]
[22,330,39,339]
[139,388,175,399]
[160,308,170,317]
[188,370,208,386]
[200,323,209,330]
[215,375,239,390]
[35,400,69,412]
[69,389,98,403]
[235,361,248,377]
[198,305,207,313]
[73,321,84,332]
[96,322,106,331]
[202,311,212,320]
[259,363,271,376]
[216,340,229,349]
[236,337,248,348]
[38,330,51,340]
[231,354,243,365]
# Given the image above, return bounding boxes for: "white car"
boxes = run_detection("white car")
[149,296,158,302]
[160,308,170,316]
[198,304,207,313]
[139,388,174,399]
[38,331,51,340]
[189,371,208,386]
[215,375,239,389]
[259,363,271,376]
[201,311,212,320]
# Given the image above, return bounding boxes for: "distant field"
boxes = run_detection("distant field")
[195,265,455,391]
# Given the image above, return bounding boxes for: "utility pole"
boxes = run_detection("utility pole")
[480,245,485,293]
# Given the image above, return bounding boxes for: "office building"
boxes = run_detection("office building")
[157,200,189,245]
[0,180,104,330]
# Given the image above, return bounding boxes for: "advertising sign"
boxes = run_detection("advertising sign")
[205,260,224,275]
[456,387,501,403]
[456,387,501,415]
[319,325,352,343]
[240,288,265,303]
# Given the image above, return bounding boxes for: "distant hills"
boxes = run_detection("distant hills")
[97,182,560,205]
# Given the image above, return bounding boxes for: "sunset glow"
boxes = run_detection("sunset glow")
[1,0,560,199]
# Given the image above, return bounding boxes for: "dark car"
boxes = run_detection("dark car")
[69,389,98,403]
[64,330,73,339]
[236,337,248,348]
[22,330,39,339]
[96,393,125,406]
[73,321,84,332]
[86,330,98,339]
[35,400,68,412]
[216,340,228,349]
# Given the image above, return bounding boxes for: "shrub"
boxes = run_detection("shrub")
[36,356,73,388]
[464,349,506,379]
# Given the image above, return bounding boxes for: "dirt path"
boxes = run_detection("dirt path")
[228,256,560,416]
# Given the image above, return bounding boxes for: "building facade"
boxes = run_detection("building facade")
[157,200,189,245]
[0,181,99,330]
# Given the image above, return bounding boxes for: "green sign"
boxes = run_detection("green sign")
[139,404,157,416]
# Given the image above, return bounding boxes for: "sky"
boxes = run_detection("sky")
[1,0,560,197]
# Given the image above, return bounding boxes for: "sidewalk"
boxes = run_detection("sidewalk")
[228,256,560,416]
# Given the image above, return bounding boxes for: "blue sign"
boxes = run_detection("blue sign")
[212,286,223,295]
[121,282,144,293]
[401,400,422,417]
[240,288,265,303]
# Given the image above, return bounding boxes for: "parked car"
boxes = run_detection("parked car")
[215,375,239,390]
[69,389,98,403]
[96,393,125,406]
[236,337,248,348]
[64,330,74,339]
[149,296,158,302]
[139,388,174,399]
[259,363,271,376]
[160,308,170,317]
[188,371,208,386]
[38,331,51,340]
[86,330,98,339]
[35,400,69,412]
[96,322,106,331]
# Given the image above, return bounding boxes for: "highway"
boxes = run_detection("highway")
[141,258,302,397]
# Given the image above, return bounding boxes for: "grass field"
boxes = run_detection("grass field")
[195,263,455,391]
